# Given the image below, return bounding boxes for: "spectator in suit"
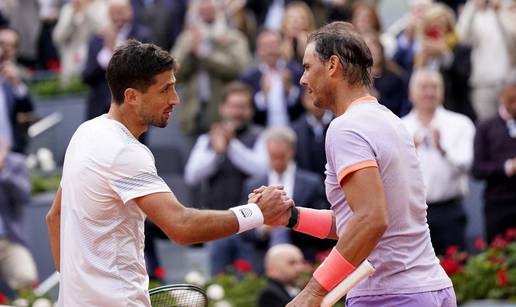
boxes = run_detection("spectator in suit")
[258,244,304,307]
[53,0,109,83]
[0,34,35,154]
[402,69,475,255]
[240,30,304,127]
[291,91,332,178]
[472,70,516,242]
[184,81,268,276]
[130,0,187,51]
[172,0,250,136]
[82,0,152,120]
[0,139,38,291]
[243,126,329,272]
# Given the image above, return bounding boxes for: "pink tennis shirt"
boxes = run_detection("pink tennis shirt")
[324,96,452,298]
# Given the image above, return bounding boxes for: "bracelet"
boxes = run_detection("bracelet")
[286,207,299,228]
[229,203,264,233]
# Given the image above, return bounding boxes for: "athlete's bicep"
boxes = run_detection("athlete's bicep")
[134,191,187,240]
[341,167,387,224]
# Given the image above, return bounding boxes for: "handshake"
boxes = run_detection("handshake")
[248,185,294,227]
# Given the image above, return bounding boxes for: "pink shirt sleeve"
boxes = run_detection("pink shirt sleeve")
[327,126,378,186]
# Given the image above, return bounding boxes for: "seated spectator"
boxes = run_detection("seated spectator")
[258,244,304,307]
[171,0,250,136]
[402,69,474,255]
[0,140,38,292]
[184,81,267,276]
[472,70,516,242]
[243,126,329,272]
[53,0,108,83]
[240,30,303,127]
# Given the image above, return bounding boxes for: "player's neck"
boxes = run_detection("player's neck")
[333,85,371,116]
[107,103,147,139]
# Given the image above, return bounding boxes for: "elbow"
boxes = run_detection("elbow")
[46,211,59,226]
[357,212,388,240]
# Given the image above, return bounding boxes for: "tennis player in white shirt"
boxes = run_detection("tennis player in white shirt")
[46,39,293,307]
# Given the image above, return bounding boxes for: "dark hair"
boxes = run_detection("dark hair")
[307,21,373,87]
[106,39,176,104]
[222,81,252,103]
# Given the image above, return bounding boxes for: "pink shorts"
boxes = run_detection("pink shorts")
[346,287,457,307]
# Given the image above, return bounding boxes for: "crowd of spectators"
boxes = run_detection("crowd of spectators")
[0,0,515,298]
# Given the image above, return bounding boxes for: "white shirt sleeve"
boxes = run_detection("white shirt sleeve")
[108,144,171,204]
[184,134,220,185]
[226,135,268,177]
[442,117,475,173]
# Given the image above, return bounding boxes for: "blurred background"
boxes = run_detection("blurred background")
[0,0,515,305]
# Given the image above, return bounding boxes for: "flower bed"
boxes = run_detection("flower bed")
[441,228,516,304]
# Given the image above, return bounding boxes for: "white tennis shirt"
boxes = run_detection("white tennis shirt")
[57,115,171,306]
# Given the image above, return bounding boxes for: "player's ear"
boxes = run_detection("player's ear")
[124,88,139,106]
[328,55,340,76]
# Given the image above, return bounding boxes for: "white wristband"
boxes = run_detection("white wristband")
[229,203,264,233]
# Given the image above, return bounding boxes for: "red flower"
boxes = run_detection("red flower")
[488,255,504,265]
[46,59,61,73]
[497,269,509,287]
[153,266,166,279]
[446,245,459,257]
[506,228,516,241]
[0,292,7,304]
[490,235,508,249]
[315,249,331,263]
[234,259,252,273]
[440,258,461,275]
[474,237,486,251]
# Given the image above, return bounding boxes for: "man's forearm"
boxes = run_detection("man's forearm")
[158,208,240,245]
[47,215,60,271]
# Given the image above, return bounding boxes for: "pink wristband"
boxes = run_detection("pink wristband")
[313,247,356,291]
[293,208,333,239]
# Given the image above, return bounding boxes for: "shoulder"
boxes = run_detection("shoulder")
[440,108,475,129]
[476,115,502,132]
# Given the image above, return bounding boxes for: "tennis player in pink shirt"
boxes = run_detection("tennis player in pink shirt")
[257,21,456,307]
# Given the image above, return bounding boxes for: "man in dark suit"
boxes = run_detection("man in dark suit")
[291,91,332,178]
[82,0,153,120]
[240,30,304,127]
[130,0,186,51]
[243,126,329,273]
[472,70,516,242]
[258,244,304,307]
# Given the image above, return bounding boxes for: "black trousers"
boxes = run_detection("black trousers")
[427,197,467,256]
